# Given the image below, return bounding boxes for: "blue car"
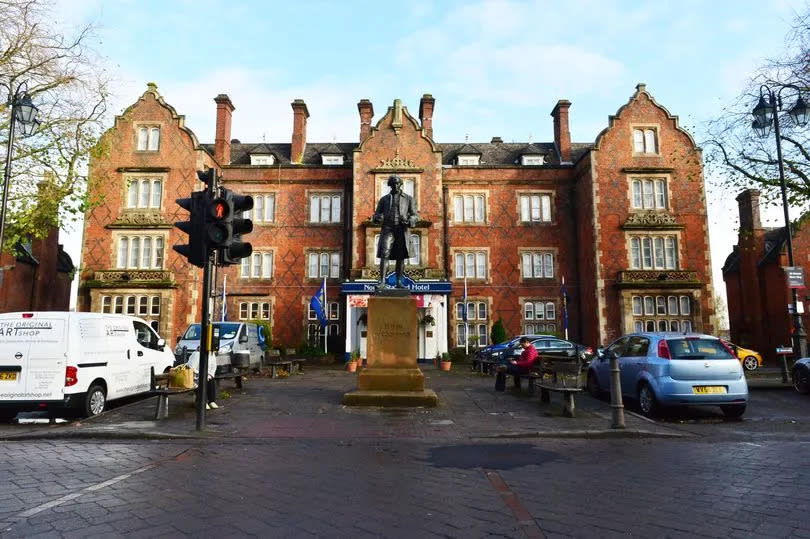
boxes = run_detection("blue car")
[587,332,748,418]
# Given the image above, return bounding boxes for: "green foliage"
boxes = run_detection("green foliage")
[247,320,272,349]
[297,340,326,357]
[491,318,507,344]
[449,347,467,363]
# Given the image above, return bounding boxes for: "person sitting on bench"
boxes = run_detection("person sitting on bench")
[186,351,220,410]
[504,337,538,375]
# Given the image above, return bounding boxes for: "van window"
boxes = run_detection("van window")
[216,323,240,340]
[133,321,160,350]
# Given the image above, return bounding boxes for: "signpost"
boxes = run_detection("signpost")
[776,347,794,355]
[785,266,805,289]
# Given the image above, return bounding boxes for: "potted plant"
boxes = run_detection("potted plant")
[348,349,360,373]
[439,352,452,371]
[419,313,436,327]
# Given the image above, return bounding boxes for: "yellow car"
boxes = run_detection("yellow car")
[724,341,763,371]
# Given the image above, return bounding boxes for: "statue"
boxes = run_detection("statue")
[372,175,418,289]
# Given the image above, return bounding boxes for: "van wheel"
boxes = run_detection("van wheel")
[638,383,659,418]
[83,384,106,417]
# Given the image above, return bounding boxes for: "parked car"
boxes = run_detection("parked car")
[723,341,763,371]
[491,336,594,367]
[587,332,748,418]
[0,312,175,419]
[175,322,267,373]
[793,358,810,394]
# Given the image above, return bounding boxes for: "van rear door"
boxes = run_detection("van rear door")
[0,314,66,402]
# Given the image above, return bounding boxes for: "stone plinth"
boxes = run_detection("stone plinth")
[343,295,438,407]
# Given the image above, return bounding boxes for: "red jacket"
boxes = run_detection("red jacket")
[514,344,538,370]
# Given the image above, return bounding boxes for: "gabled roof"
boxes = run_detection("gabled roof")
[320,143,344,155]
[455,143,482,155]
[521,143,545,155]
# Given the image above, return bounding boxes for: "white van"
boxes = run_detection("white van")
[0,312,175,419]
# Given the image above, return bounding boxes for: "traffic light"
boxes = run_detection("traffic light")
[173,191,208,268]
[217,188,254,266]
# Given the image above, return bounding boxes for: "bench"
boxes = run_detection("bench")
[151,369,244,419]
[494,356,586,417]
[285,349,306,374]
[473,357,498,375]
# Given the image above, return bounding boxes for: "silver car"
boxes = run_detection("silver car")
[587,332,748,418]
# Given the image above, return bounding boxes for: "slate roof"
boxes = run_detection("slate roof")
[56,245,75,274]
[722,227,786,274]
[204,140,594,166]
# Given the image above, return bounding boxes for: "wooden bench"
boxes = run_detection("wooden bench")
[473,356,497,374]
[494,357,586,417]
[265,359,293,378]
[151,373,194,420]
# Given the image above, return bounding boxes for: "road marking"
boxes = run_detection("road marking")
[486,470,546,538]
[740,442,763,447]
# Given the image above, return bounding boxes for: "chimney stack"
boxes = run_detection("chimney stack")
[736,189,763,231]
[419,94,435,139]
[551,100,572,163]
[290,99,309,164]
[214,94,235,165]
[357,99,374,143]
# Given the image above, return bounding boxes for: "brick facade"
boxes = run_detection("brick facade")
[78,83,716,355]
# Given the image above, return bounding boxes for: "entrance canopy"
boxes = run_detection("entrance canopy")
[340,274,452,295]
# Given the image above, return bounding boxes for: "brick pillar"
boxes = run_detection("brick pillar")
[419,94,435,140]
[735,189,766,354]
[358,99,374,143]
[214,94,235,165]
[737,189,762,231]
[551,100,572,163]
[291,99,309,164]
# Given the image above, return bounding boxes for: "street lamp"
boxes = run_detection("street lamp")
[751,83,810,381]
[1,83,40,257]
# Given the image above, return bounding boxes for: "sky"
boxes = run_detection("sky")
[53,0,809,319]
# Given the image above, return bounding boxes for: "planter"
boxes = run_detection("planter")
[347,360,358,373]
[439,360,452,371]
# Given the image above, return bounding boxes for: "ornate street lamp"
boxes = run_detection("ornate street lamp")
[1,83,40,256]
[751,83,810,381]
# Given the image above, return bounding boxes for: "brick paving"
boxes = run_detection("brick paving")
[0,364,809,537]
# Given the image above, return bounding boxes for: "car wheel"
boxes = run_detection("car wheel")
[83,384,106,417]
[742,356,759,371]
[721,404,746,419]
[587,371,602,399]
[794,367,810,394]
[637,383,659,418]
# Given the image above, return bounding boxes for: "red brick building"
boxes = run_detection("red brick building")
[723,189,810,362]
[78,82,716,358]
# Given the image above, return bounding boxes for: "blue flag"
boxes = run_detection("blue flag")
[310,278,328,328]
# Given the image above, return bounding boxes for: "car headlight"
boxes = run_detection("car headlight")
[219,343,232,354]
[492,351,502,357]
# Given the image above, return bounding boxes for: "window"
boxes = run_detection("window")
[457,155,480,166]
[136,126,160,151]
[308,251,340,279]
[374,234,420,266]
[126,178,162,209]
[250,154,275,166]
[454,251,487,279]
[100,294,161,321]
[629,236,678,270]
[521,252,554,279]
[519,194,552,223]
[116,235,165,269]
[322,155,344,165]
[238,301,271,320]
[455,300,488,346]
[310,194,341,223]
[244,194,275,223]
[521,155,545,166]
[133,320,160,350]
[630,294,693,334]
[524,300,557,335]
[241,252,273,279]
[633,128,657,154]
[631,179,667,210]
[380,176,416,207]
[328,302,340,320]
[453,194,485,223]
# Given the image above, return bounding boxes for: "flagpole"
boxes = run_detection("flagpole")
[323,276,328,354]
[464,275,468,355]
[562,275,569,340]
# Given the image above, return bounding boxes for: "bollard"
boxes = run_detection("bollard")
[609,352,625,429]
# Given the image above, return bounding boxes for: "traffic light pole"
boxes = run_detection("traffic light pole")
[195,177,217,431]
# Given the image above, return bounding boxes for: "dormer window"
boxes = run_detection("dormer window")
[250,154,275,166]
[521,155,545,166]
[322,155,344,165]
[457,155,480,166]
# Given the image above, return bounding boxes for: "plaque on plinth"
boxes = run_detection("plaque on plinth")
[343,295,438,407]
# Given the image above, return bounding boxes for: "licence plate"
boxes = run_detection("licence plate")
[0,371,18,381]
[693,386,726,394]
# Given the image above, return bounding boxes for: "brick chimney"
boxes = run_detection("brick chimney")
[551,100,572,163]
[291,99,309,164]
[736,189,763,231]
[214,94,235,165]
[358,99,374,143]
[419,94,435,139]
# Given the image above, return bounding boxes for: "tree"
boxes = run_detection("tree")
[491,317,507,345]
[703,9,810,206]
[0,0,109,252]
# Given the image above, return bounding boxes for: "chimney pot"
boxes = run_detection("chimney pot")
[214,94,235,165]
[736,189,762,231]
[491,136,503,143]
[291,99,309,164]
[551,99,572,163]
[358,99,374,143]
[419,94,436,139]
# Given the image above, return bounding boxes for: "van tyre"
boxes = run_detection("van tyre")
[637,383,660,418]
[84,384,106,417]
[721,404,746,419]
[742,356,758,371]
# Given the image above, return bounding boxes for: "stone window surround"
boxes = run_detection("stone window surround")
[515,190,555,225]
[305,248,342,280]
[374,173,420,211]
[367,230,425,268]
[111,230,169,270]
[122,172,168,212]
[238,298,273,321]
[449,247,490,283]
[627,173,671,211]
[89,288,172,338]
[448,189,489,226]
[625,230,682,271]
[240,249,276,280]
[306,189,343,225]
[519,297,558,322]
[630,123,661,156]
[517,246,558,282]
[244,192,278,225]
[619,288,701,335]
[133,121,162,153]
[452,296,491,347]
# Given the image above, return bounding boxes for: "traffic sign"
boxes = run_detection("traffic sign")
[785,266,805,289]
[776,347,794,355]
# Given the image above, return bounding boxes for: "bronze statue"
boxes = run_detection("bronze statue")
[372,175,418,289]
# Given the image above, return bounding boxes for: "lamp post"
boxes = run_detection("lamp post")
[2,83,40,257]
[751,83,809,381]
